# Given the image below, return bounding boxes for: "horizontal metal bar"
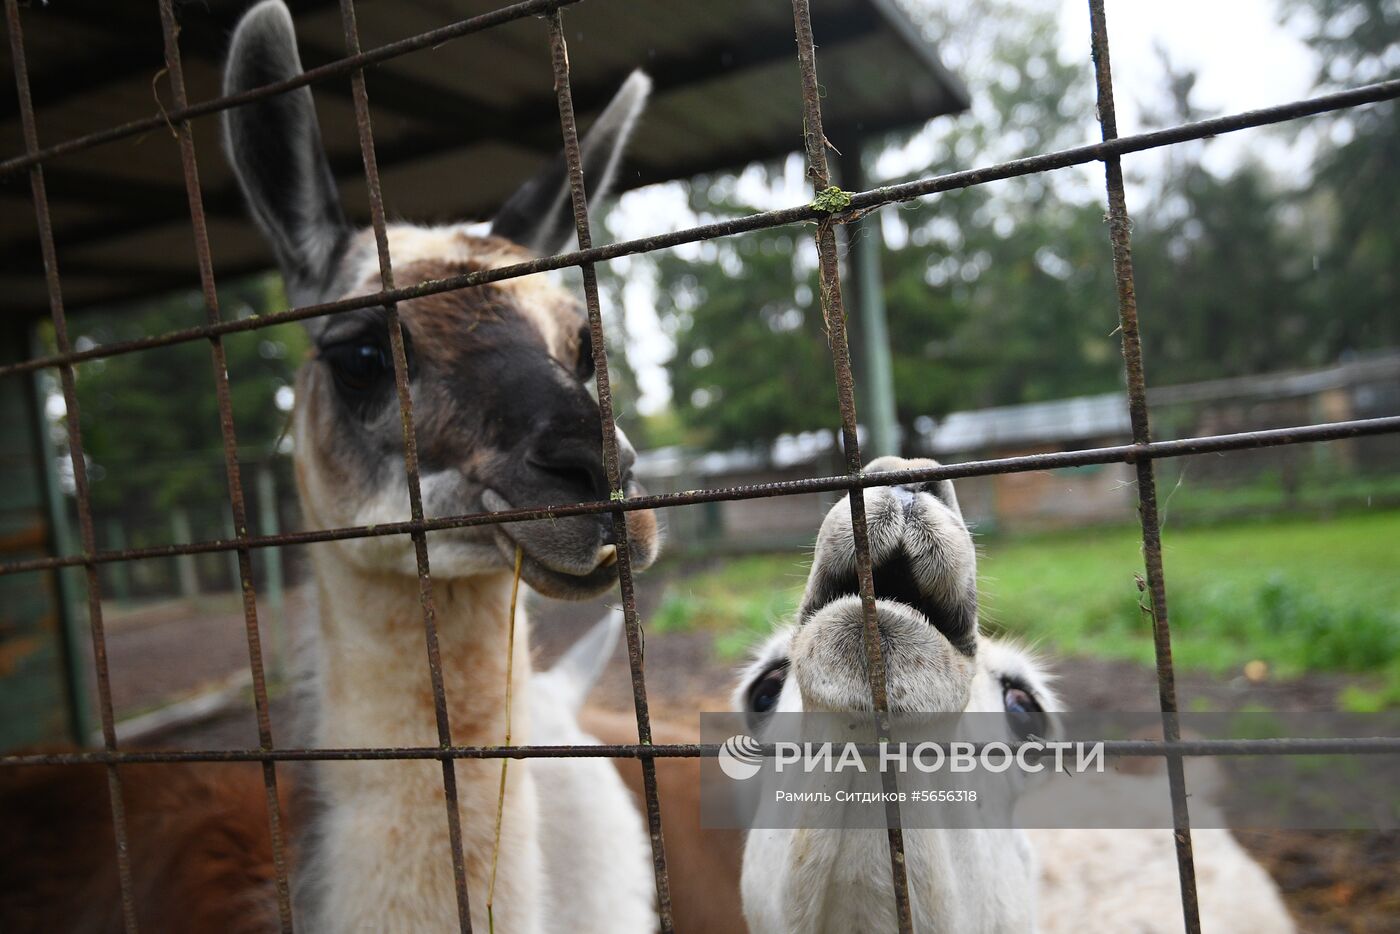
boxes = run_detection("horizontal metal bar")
[2,78,1397,381]
[2,414,1396,578]
[0,0,582,178]
[847,77,1400,211]
[6,736,1399,767]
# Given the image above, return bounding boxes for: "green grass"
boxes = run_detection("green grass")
[1153,467,1400,520]
[652,510,1400,706]
[978,511,1400,675]
[653,553,811,659]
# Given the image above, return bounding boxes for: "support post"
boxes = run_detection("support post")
[255,462,285,683]
[23,329,91,744]
[170,506,200,598]
[836,141,900,458]
[103,518,130,601]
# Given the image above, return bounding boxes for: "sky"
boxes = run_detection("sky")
[1063,0,1318,171]
[607,0,1323,416]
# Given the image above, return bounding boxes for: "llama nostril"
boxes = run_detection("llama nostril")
[527,453,605,500]
[890,484,919,517]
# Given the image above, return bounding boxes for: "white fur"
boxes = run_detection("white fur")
[734,458,1294,934]
[531,621,654,934]
[298,555,654,932]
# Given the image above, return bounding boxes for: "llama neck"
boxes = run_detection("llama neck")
[304,548,539,932]
[310,551,530,748]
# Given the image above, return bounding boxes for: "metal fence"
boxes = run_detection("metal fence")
[2,0,1399,932]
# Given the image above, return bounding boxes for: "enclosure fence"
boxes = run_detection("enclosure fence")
[3,0,1400,931]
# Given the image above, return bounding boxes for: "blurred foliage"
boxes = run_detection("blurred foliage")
[1282,0,1400,363]
[62,275,306,513]
[41,0,1399,512]
[643,0,1400,448]
[656,213,841,445]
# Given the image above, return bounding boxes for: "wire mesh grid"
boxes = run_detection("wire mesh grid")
[2,0,1399,931]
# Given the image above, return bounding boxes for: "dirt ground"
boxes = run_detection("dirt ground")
[101,582,1399,933]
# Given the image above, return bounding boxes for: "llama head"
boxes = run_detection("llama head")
[222,0,658,596]
[734,457,1059,723]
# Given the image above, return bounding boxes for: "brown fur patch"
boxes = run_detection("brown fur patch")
[581,711,749,933]
[397,259,529,366]
[355,237,584,371]
[0,754,294,934]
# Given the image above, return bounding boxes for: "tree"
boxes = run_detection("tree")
[655,178,840,447]
[651,1,1122,447]
[67,275,306,516]
[1281,0,1400,357]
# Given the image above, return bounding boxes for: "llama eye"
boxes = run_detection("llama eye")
[1004,687,1036,714]
[322,341,390,394]
[747,665,788,714]
[1003,684,1045,741]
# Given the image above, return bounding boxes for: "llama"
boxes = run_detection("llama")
[0,6,734,925]
[222,1,660,929]
[734,456,1295,933]
[0,614,655,934]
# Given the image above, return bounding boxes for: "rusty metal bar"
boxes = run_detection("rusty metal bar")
[153,4,294,928]
[337,1,473,929]
[1,414,1397,579]
[1087,2,1200,930]
[0,0,584,178]
[542,13,674,929]
[3,0,1397,928]
[4,78,1399,383]
[789,0,912,928]
[8,734,1399,769]
[4,1,138,930]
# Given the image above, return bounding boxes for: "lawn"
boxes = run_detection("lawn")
[651,509,1400,708]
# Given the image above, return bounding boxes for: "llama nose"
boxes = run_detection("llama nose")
[527,441,609,501]
[890,483,919,518]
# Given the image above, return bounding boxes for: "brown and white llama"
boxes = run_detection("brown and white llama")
[733,456,1294,933]
[0,3,742,928]
[220,1,666,930]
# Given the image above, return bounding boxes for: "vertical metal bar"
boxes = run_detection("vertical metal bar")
[542,14,674,930]
[153,3,294,928]
[4,2,139,930]
[789,1,912,930]
[1086,2,1202,931]
[336,2,473,930]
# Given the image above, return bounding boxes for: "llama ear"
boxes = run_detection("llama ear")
[491,70,651,256]
[223,0,349,305]
[540,609,624,711]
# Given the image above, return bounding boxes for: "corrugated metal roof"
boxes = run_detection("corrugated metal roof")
[637,352,1400,477]
[0,0,967,319]
[927,393,1132,452]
